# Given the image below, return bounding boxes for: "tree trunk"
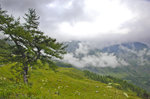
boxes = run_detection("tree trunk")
[23,65,28,84]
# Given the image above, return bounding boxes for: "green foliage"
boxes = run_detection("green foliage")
[0,39,12,64]
[84,70,150,99]
[10,63,23,82]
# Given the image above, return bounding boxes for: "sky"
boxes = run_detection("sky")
[1,0,150,68]
[1,0,150,45]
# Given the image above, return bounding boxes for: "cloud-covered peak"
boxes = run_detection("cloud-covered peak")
[63,41,150,68]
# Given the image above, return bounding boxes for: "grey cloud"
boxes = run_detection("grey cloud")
[1,0,85,36]
[63,43,128,68]
[119,0,150,43]
[2,0,150,68]
[1,0,52,11]
[1,0,150,44]
[63,41,150,68]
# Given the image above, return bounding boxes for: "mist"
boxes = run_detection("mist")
[62,43,128,68]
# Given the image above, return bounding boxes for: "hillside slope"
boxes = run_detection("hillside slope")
[84,64,150,92]
[64,41,150,92]
[0,64,141,99]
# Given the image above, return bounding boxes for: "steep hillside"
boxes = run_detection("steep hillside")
[84,64,150,92]
[83,42,150,92]
[64,41,150,92]
[0,63,142,99]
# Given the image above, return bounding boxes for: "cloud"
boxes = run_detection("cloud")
[2,0,150,68]
[75,43,89,55]
[1,0,85,38]
[63,42,150,68]
[1,0,150,44]
[63,43,128,68]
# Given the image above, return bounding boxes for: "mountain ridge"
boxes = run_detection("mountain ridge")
[64,41,150,92]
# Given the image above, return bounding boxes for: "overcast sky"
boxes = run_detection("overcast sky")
[1,0,150,45]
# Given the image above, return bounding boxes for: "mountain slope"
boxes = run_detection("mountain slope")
[0,63,142,99]
[64,41,150,92]
[83,42,150,92]
[84,65,150,92]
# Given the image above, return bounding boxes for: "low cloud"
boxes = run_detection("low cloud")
[62,42,150,68]
[63,43,128,68]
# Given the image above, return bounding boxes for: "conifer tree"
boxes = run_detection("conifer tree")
[0,7,66,84]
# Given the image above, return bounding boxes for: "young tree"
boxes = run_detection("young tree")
[0,7,66,84]
[22,9,66,83]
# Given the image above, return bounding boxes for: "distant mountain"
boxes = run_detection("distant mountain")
[101,42,150,66]
[65,41,150,66]
[64,41,150,92]
[64,40,80,53]
[102,42,148,53]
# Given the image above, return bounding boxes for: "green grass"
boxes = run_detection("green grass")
[0,64,141,99]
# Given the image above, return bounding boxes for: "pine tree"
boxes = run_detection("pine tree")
[0,7,66,84]
[22,9,66,83]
